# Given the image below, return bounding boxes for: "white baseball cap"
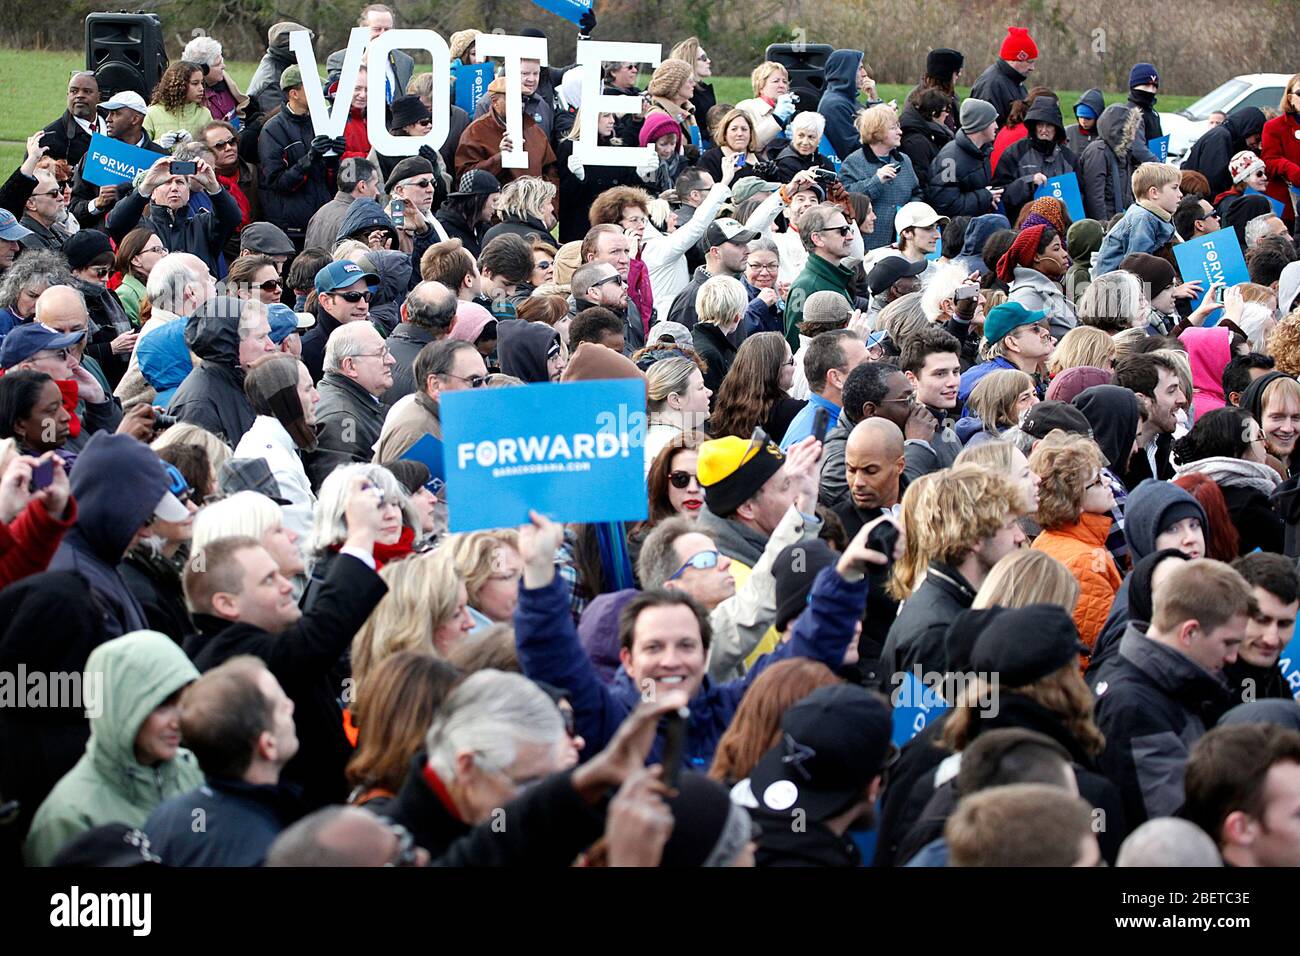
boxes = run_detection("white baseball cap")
[99,91,148,115]
[894,201,949,234]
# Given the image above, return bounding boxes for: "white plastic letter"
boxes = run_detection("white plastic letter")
[475,33,549,169]
[292,27,366,139]
[574,41,661,167]
[368,30,451,155]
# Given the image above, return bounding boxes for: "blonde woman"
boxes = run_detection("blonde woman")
[192,489,306,592]
[151,422,231,486]
[643,355,711,471]
[972,548,1080,613]
[481,176,557,249]
[447,529,523,630]
[735,61,795,151]
[643,59,700,149]
[556,109,644,243]
[840,103,924,250]
[962,369,1037,446]
[955,439,1043,515]
[669,37,717,132]
[1047,325,1116,379]
[350,549,475,694]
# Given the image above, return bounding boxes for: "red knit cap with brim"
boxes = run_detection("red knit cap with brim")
[996,224,1048,283]
[1000,27,1039,62]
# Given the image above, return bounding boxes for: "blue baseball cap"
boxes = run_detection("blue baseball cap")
[266,303,315,344]
[0,209,33,243]
[314,260,378,294]
[0,324,85,369]
[983,301,1048,344]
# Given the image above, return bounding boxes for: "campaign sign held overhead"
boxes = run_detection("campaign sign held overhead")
[441,379,648,532]
[1172,230,1251,313]
[453,62,494,114]
[1034,172,1085,222]
[83,134,163,187]
[530,0,592,26]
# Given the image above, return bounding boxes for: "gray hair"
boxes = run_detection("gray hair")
[789,111,826,139]
[1116,818,1224,867]
[1077,271,1144,330]
[405,280,457,333]
[637,515,696,588]
[695,275,748,330]
[147,254,204,312]
[181,35,223,66]
[921,261,968,321]
[747,236,779,257]
[496,176,556,221]
[0,250,72,311]
[425,670,564,780]
[1245,214,1281,248]
[324,321,382,374]
[307,462,417,558]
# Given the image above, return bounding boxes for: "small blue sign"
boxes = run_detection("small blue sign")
[889,670,950,748]
[818,135,842,174]
[1246,187,1287,219]
[441,379,648,532]
[399,433,446,496]
[1035,172,1086,222]
[530,0,591,26]
[1172,230,1251,312]
[453,62,494,116]
[1277,635,1300,703]
[1149,135,1170,163]
[84,133,163,187]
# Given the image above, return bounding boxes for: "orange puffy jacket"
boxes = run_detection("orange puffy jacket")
[1031,511,1122,656]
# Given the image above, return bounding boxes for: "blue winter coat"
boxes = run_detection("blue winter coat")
[515,565,866,769]
[1092,202,1177,277]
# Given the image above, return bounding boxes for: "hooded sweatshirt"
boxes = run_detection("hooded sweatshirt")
[817,50,865,160]
[335,198,400,251]
[1240,370,1293,439]
[1178,327,1232,415]
[497,319,559,383]
[1184,107,1267,198]
[168,297,258,445]
[993,96,1078,221]
[1063,218,1104,296]
[48,432,177,640]
[1066,88,1106,155]
[1121,479,1208,563]
[953,213,1011,278]
[135,319,195,407]
[247,22,309,114]
[357,249,414,335]
[24,630,202,865]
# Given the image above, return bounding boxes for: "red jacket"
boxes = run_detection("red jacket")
[1031,511,1121,657]
[990,123,1028,175]
[343,109,371,161]
[1261,112,1300,225]
[0,495,77,590]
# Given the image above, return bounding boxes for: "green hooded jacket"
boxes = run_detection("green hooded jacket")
[1064,218,1105,301]
[24,630,202,866]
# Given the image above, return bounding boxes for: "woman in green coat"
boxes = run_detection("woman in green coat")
[112,226,167,329]
[24,630,203,866]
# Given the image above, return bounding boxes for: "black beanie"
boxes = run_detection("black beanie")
[970,604,1087,687]
[927,48,965,78]
[772,539,839,631]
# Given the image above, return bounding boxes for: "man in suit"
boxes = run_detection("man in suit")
[326,4,414,106]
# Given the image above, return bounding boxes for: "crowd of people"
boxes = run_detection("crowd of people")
[2,4,1300,869]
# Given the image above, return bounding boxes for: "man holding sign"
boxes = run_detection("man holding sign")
[69,91,167,231]
[455,76,560,192]
[991,96,1079,224]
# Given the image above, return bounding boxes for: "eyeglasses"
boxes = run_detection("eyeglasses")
[749,262,779,273]
[384,823,421,867]
[259,279,283,292]
[401,177,434,189]
[330,290,372,303]
[594,274,626,288]
[668,550,721,580]
[1198,211,1221,222]
[622,215,648,227]
[668,470,697,489]
[31,189,62,198]
[1085,474,1107,490]
[56,180,72,191]
[141,243,167,255]
[882,392,917,407]
[443,372,489,388]
[209,138,237,150]
[817,225,852,237]
[353,347,392,360]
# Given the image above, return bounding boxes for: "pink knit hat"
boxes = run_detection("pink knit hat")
[639,111,682,148]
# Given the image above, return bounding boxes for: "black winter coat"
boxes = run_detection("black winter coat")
[927,130,996,217]
[969,60,1028,126]
[1080,105,1145,223]
[105,187,242,278]
[1219,483,1285,556]
[991,97,1078,223]
[1091,625,1234,827]
[899,104,954,192]
[772,144,837,184]
[876,562,978,689]
[1127,90,1164,143]
[434,204,489,258]
[144,777,304,866]
[167,306,258,446]
[185,553,388,811]
[259,106,336,238]
[72,277,133,388]
[40,111,94,166]
[69,133,166,230]
[555,137,644,243]
[878,693,1128,866]
[691,321,737,400]
[1183,108,1267,200]
[481,215,553,249]
[381,322,437,405]
[121,547,193,644]
[307,372,389,490]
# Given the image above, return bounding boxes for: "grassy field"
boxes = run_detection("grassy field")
[0,47,1201,173]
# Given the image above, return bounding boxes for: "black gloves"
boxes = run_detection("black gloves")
[418,144,439,166]
[578,7,597,34]
[309,135,333,159]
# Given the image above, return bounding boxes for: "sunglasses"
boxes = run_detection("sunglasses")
[87,265,111,278]
[668,469,696,489]
[331,290,372,303]
[56,180,72,191]
[31,189,62,198]
[817,225,853,237]
[210,138,237,150]
[594,274,626,288]
[444,372,489,388]
[535,260,553,270]
[668,550,721,580]
[402,177,434,189]
[259,279,283,292]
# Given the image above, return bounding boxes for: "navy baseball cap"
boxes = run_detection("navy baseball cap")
[314,260,378,294]
[0,209,33,243]
[266,303,314,344]
[0,324,85,369]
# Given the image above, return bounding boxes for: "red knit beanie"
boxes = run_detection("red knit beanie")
[1000,27,1039,62]
[996,224,1048,282]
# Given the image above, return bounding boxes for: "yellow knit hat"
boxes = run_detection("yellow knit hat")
[697,435,784,516]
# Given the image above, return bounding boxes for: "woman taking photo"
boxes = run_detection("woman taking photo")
[773,112,837,183]
[840,103,923,251]
[709,332,803,443]
[697,110,781,187]
[735,61,796,153]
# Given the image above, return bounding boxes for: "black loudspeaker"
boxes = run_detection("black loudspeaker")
[85,12,168,101]
[764,42,835,113]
